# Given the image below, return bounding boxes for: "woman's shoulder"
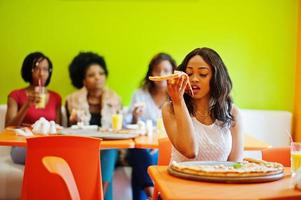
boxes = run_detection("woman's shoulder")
[135,88,148,94]
[65,88,87,101]
[103,87,122,105]
[229,104,241,128]
[8,88,26,99]
[9,88,26,95]
[104,87,120,98]
[231,104,241,117]
[48,90,61,98]
[132,88,149,98]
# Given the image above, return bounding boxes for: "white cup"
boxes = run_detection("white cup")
[146,120,153,136]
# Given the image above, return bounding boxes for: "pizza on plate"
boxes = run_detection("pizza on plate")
[169,158,284,177]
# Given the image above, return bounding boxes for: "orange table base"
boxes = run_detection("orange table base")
[148,166,301,200]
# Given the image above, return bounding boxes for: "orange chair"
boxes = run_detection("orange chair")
[261,146,291,167]
[157,137,172,165]
[152,137,172,200]
[21,136,103,200]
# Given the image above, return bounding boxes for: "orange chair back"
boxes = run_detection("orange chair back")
[21,136,102,200]
[261,146,291,167]
[158,137,172,165]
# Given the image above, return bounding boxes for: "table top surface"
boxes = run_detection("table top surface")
[148,166,301,200]
[0,129,135,149]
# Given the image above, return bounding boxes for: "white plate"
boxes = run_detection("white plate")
[70,125,98,130]
[59,128,141,140]
[126,124,139,129]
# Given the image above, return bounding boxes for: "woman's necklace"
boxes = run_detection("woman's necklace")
[194,110,212,124]
[195,110,210,118]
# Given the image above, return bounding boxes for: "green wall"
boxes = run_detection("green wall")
[0,0,298,110]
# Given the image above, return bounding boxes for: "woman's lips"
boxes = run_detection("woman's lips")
[191,85,200,93]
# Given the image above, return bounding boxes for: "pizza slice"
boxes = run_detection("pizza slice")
[149,71,194,96]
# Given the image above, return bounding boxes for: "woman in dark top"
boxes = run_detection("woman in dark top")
[65,52,122,200]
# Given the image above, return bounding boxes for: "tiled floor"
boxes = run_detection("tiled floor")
[113,166,132,200]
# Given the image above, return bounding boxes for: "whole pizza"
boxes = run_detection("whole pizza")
[169,158,284,178]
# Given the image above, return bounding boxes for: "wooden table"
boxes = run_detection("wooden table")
[135,132,271,151]
[148,166,301,200]
[0,130,135,149]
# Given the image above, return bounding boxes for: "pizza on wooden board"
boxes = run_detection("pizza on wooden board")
[169,158,284,177]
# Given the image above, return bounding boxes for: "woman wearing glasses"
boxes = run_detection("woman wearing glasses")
[5,52,62,164]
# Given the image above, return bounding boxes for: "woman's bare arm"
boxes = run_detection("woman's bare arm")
[162,76,197,158]
[55,102,62,125]
[227,105,244,161]
[5,97,30,127]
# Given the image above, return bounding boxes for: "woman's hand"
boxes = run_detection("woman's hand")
[132,104,144,124]
[26,90,41,106]
[167,75,189,104]
[69,109,78,124]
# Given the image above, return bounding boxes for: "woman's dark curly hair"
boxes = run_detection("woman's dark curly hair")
[69,52,108,89]
[140,53,177,94]
[21,52,53,86]
[177,47,233,126]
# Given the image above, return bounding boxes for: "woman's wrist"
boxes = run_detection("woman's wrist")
[171,97,185,106]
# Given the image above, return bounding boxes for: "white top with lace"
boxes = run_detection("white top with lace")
[171,117,232,162]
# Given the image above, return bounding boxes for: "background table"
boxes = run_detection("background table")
[0,130,135,149]
[0,129,271,150]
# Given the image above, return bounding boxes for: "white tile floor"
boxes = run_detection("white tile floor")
[113,166,132,200]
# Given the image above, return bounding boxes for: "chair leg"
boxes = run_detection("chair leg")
[152,187,158,200]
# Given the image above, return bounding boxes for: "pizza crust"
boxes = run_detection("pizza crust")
[149,73,180,81]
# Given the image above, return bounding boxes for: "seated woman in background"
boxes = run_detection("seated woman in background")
[65,52,121,200]
[5,52,62,164]
[162,47,243,162]
[125,53,177,200]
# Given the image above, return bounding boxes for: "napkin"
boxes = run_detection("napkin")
[32,117,57,134]
[12,127,33,137]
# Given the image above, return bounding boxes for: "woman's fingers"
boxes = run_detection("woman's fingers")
[181,75,189,93]
[133,106,143,118]
[176,75,188,94]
